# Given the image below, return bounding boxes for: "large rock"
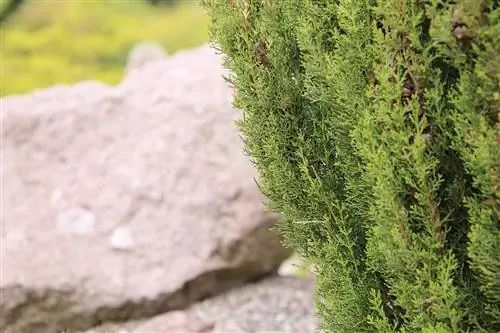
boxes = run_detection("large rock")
[1,45,292,333]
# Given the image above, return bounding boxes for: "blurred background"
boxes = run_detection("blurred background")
[1,0,210,97]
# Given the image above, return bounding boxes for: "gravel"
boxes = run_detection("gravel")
[189,274,319,333]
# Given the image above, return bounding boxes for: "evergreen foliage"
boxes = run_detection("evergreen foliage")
[203,0,499,332]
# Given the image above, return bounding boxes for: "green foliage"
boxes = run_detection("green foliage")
[0,0,23,25]
[203,0,499,332]
[1,1,209,96]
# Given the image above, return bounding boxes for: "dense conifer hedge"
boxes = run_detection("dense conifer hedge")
[203,0,499,331]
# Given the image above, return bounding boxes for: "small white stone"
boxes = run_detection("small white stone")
[278,253,313,278]
[110,226,135,251]
[56,207,95,235]
[126,41,167,72]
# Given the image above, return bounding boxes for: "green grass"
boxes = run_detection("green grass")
[1,0,210,96]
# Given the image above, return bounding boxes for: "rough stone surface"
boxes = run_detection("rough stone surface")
[78,275,318,333]
[1,45,292,333]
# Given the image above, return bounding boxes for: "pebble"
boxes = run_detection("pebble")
[56,206,95,235]
[109,226,135,251]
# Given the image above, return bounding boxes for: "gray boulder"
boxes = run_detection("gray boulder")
[1,45,291,333]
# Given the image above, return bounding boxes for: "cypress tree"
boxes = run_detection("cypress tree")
[202,0,499,331]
